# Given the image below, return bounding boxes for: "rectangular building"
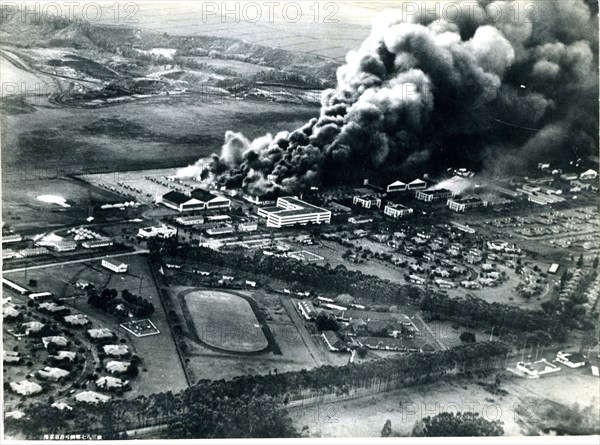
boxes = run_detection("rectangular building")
[353,195,381,209]
[447,197,488,212]
[138,224,177,239]
[407,178,427,190]
[160,191,206,212]
[101,258,128,273]
[321,330,347,352]
[386,180,407,193]
[190,189,231,210]
[175,216,205,226]
[205,225,234,236]
[238,222,258,232]
[82,239,113,249]
[415,188,454,202]
[2,234,22,244]
[257,197,331,228]
[298,300,318,320]
[384,203,414,218]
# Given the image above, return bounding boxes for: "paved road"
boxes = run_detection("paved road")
[3,250,149,273]
[279,296,323,367]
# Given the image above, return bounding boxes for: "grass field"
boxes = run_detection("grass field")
[290,370,600,437]
[1,94,319,178]
[168,286,343,383]
[183,290,268,353]
[1,177,128,232]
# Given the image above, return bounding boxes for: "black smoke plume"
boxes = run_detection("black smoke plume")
[187,0,598,193]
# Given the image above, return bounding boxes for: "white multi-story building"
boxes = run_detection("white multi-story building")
[257,197,331,228]
[447,197,488,212]
[415,188,455,202]
[384,203,414,218]
[353,195,381,209]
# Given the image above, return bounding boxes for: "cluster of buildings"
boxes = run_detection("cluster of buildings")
[159,189,231,212]
[385,178,427,193]
[516,351,589,378]
[296,298,433,353]
[352,192,415,220]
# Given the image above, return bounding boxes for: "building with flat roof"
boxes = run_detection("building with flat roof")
[2,233,22,244]
[447,196,488,212]
[257,197,331,228]
[415,188,455,202]
[205,225,234,236]
[384,203,414,218]
[137,224,177,239]
[175,215,205,226]
[101,258,128,273]
[353,195,381,209]
[238,222,258,232]
[81,239,113,249]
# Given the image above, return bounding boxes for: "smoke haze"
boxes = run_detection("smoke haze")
[184,0,598,194]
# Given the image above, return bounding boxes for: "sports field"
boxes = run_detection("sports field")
[184,290,268,353]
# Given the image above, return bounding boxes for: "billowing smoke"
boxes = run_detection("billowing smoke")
[190,0,598,193]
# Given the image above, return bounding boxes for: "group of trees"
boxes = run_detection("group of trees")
[88,288,154,319]
[149,239,577,345]
[314,312,339,331]
[412,412,504,437]
[151,241,424,306]
[420,294,567,343]
[7,342,509,439]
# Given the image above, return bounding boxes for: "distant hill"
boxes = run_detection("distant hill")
[0,11,339,85]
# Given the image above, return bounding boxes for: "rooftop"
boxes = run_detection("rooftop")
[191,188,220,202]
[423,188,453,196]
[162,191,192,204]
[386,202,412,210]
[261,197,329,217]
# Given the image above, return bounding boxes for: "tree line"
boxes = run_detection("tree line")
[151,241,567,342]
[420,294,567,343]
[7,342,508,439]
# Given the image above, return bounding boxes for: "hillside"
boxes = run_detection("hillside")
[0,11,339,92]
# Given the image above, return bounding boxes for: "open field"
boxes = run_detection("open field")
[290,370,600,437]
[1,93,319,178]
[1,177,129,232]
[3,254,188,398]
[80,166,214,207]
[167,286,349,383]
[183,289,268,353]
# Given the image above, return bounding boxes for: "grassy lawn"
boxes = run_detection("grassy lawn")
[290,370,600,437]
[183,290,268,353]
